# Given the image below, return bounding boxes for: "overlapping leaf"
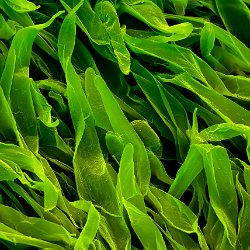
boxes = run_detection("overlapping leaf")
[0,0,249,249]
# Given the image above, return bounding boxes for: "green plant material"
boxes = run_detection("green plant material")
[120,0,169,32]
[236,178,250,249]
[131,120,162,157]
[117,143,146,211]
[159,73,250,126]
[215,0,250,47]
[95,1,131,75]
[168,144,204,199]
[127,21,193,43]
[148,186,209,250]
[71,200,100,250]
[4,0,40,13]
[0,14,15,39]
[169,0,188,15]
[0,0,249,249]
[0,204,76,247]
[93,71,151,195]
[147,150,173,185]
[201,145,238,248]
[218,73,250,101]
[58,1,118,213]
[197,123,250,159]
[125,33,230,94]
[58,5,131,249]
[0,223,65,250]
[131,60,190,161]
[59,0,110,45]
[0,11,63,152]
[0,143,59,211]
[123,199,167,250]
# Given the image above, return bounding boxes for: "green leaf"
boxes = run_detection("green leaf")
[0,14,15,39]
[72,200,100,250]
[131,120,162,157]
[0,223,65,249]
[117,143,146,212]
[169,0,188,15]
[215,0,250,47]
[164,73,250,126]
[125,34,229,94]
[95,1,131,75]
[236,178,250,249]
[58,1,119,215]
[59,0,110,45]
[0,204,75,247]
[121,0,169,32]
[94,73,151,195]
[0,143,59,211]
[131,60,190,161]
[123,199,167,250]
[58,8,131,249]
[199,144,238,248]
[200,22,215,58]
[197,123,250,161]
[148,186,209,249]
[5,0,40,13]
